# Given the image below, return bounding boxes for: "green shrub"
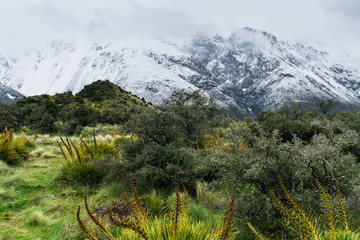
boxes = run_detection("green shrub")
[115,141,198,190]
[199,121,359,232]
[0,127,31,165]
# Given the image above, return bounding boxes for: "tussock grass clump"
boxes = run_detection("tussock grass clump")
[57,130,115,185]
[76,181,237,239]
[0,127,32,165]
[195,181,225,209]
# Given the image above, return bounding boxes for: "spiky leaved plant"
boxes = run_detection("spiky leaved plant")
[316,179,336,240]
[76,182,237,240]
[248,178,353,240]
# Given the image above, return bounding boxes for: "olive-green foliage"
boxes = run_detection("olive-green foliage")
[115,91,224,190]
[199,121,359,231]
[42,99,60,116]
[0,127,32,165]
[335,111,360,133]
[0,80,152,133]
[115,140,198,189]
[160,89,224,146]
[256,106,318,142]
[0,104,19,129]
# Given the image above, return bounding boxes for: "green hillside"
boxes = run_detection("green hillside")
[0,80,152,134]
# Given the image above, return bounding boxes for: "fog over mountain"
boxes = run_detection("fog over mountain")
[1,0,360,115]
[1,27,360,116]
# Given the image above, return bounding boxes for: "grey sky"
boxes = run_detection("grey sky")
[0,0,360,59]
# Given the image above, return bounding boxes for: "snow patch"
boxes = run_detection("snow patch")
[6,93,15,99]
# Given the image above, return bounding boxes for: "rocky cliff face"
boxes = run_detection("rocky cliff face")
[0,83,24,104]
[1,27,360,116]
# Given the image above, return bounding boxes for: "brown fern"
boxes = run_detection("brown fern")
[217,188,236,240]
[84,196,115,240]
[172,183,181,240]
[76,206,98,240]
[109,214,148,240]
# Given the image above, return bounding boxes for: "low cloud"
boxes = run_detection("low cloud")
[0,0,359,59]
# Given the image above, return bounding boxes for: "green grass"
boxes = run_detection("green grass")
[0,134,92,239]
[0,133,230,239]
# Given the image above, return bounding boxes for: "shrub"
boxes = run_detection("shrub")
[199,121,359,231]
[115,141,198,190]
[0,127,31,165]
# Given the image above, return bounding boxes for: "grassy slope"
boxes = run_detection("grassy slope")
[0,131,228,239]
[0,132,124,239]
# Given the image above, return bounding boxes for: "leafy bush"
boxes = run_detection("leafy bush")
[113,91,224,190]
[0,127,31,165]
[199,121,359,231]
[112,141,198,189]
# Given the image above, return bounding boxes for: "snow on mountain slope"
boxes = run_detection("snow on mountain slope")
[1,27,360,116]
[0,82,24,104]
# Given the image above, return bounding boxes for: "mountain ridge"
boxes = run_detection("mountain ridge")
[1,27,360,116]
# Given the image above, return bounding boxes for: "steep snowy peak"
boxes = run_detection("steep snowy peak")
[1,27,360,116]
[0,39,199,105]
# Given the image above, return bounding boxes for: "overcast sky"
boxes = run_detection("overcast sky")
[0,0,360,59]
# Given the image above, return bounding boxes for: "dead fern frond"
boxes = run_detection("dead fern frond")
[70,140,82,164]
[84,196,115,240]
[57,140,69,164]
[120,186,143,224]
[80,138,95,161]
[172,183,181,240]
[182,184,189,226]
[60,135,74,162]
[130,178,147,225]
[32,129,39,143]
[76,206,98,240]
[247,222,269,240]
[270,190,310,240]
[217,188,236,240]
[93,129,98,153]
[110,214,148,240]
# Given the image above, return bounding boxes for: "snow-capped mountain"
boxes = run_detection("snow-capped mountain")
[1,27,360,116]
[0,82,24,104]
